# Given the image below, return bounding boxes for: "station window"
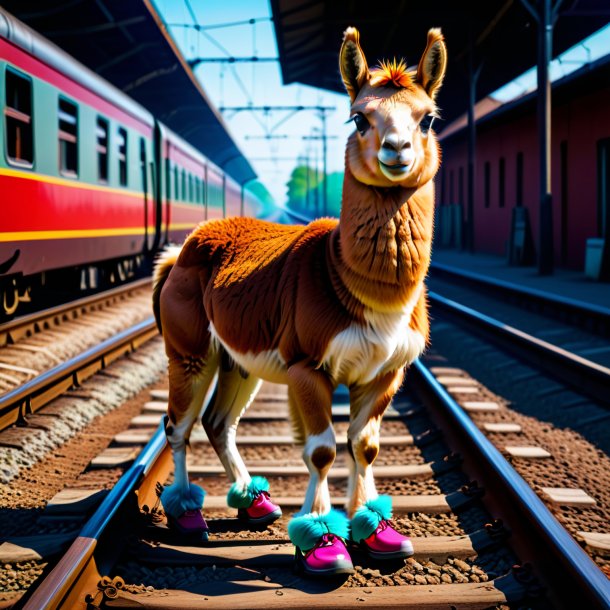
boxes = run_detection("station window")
[498,157,505,208]
[58,97,78,176]
[5,68,34,166]
[96,117,109,183]
[449,170,454,203]
[516,152,524,206]
[484,162,491,208]
[117,127,128,186]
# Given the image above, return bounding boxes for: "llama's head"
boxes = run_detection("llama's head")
[340,27,447,189]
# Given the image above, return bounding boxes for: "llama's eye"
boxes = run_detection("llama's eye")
[352,112,370,136]
[419,115,434,134]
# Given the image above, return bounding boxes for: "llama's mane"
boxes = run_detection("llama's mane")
[369,58,415,89]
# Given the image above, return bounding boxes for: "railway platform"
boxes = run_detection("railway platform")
[430,248,610,312]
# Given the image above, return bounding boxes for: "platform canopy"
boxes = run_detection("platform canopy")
[3,0,256,184]
[270,0,609,130]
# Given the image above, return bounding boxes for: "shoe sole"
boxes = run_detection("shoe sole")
[238,508,283,526]
[294,551,355,577]
[365,545,414,561]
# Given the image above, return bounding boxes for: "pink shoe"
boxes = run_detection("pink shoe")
[295,534,354,577]
[362,520,414,560]
[238,491,282,526]
[166,509,209,541]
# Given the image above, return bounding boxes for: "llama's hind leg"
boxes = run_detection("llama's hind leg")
[201,350,281,526]
[162,349,218,537]
[285,362,353,576]
[347,369,413,559]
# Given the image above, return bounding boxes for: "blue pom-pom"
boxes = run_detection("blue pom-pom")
[288,509,350,551]
[227,476,270,509]
[161,482,205,518]
[351,495,393,543]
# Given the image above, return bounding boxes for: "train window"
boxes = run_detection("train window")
[5,68,34,166]
[117,127,127,186]
[174,166,178,200]
[165,158,171,200]
[499,157,505,208]
[484,162,491,208]
[516,152,524,206]
[140,138,147,192]
[96,117,109,183]
[181,169,186,202]
[189,174,193,202]
[58,98,78,176]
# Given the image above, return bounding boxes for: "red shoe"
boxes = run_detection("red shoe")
[166,509,209,541]
[238,491,282,526]
[295,534,354,577]
[361,520,413,560]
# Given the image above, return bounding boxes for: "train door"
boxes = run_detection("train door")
[140,137,157,252]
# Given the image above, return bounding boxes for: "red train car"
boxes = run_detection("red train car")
[0,8,263,319]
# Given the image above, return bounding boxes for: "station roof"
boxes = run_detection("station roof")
[2,0,256,184]
[270,0,609,132]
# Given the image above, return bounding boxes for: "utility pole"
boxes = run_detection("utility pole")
[521,0,559,275]
[220,105,334,215]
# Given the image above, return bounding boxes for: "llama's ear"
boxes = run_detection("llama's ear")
[416,28,447,100]
[340,27,370,102]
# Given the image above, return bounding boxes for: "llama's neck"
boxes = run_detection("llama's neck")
[330,167,434,312]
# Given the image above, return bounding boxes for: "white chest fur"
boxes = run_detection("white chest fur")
[321,285,426,386]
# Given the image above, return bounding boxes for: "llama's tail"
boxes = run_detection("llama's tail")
[152,245,182,334]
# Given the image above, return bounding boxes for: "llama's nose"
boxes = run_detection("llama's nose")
[381,132,412,154]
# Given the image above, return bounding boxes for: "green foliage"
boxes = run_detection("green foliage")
[285,165,343,219]
[248,180,276,218]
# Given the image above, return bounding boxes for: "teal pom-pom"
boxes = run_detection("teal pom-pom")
[161,482,205,518]
[288,509,350,551]
[227,476,270,509]
[351,495,393,543]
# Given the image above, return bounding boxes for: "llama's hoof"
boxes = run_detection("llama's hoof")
[294,534,354,577]
[360,519,413,560]
[237,491,282,526]
[166,509,209,540]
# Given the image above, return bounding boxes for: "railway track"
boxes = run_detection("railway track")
[12,361,610,610]
[0,279,157,431]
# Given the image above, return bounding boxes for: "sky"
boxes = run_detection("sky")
[152,0,355,205]
[151,1,610,206]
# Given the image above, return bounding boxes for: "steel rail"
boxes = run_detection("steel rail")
[428,291,610,407]
[0,277,152,346]
[0,316,158,429]
[411,359,610,609]
[21,421,168,610]
[430,261,610,328]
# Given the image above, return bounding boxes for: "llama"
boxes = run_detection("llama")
[153,26,446,576]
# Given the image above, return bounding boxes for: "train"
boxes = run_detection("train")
[0,7,264,319]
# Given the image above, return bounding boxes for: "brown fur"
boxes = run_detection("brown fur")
[154,26,446,518]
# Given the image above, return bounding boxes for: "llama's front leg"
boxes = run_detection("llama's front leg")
[286,362,353,577]
[348,369,413,560]
[161,352,218,539]
[202,351,281,527]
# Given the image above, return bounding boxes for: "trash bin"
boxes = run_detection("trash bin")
[585,238,605,280]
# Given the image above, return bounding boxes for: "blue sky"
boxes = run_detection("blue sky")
[152,1,610,205]
[152,0,355,205]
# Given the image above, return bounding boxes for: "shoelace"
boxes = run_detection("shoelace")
[304,533,338,558]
